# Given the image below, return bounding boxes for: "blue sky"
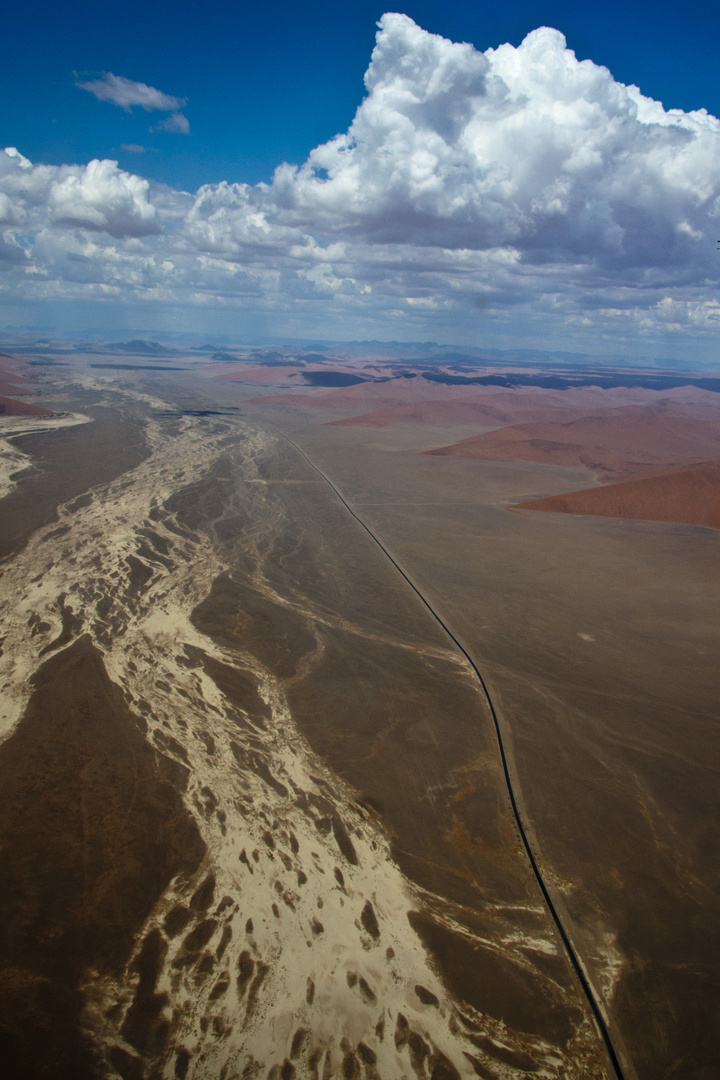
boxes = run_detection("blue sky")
[2,3,720,357]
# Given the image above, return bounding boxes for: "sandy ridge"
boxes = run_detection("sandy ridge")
[0,379,609,1078]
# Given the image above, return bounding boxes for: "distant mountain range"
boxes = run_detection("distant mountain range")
[94,340,180,357]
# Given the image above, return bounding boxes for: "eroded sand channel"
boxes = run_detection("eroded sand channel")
[0,377,610,1079]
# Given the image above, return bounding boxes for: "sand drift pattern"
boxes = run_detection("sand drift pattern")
[0,386,610,1079]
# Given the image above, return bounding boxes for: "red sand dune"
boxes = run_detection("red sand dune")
[514,461,720,530]
[0,354,32,395]
[0,381,32,395]
[0,395,54,417]
[0,353,30,371]
[426,409,720,482]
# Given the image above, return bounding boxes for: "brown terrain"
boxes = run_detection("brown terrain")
[0,355,611,1080]
[0,347,718,1080]
[0,636,205,1079]
[234,357,720,1079]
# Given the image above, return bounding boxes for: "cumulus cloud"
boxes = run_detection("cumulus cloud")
[4,15,720,349]
[77,73,185,112]
[267,14,720,273]
[48,159,160,237]
[0,149,161,239]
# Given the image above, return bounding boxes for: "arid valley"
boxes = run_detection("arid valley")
[0,341,718,1080]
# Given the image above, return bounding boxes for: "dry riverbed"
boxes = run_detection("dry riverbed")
[0,370,610,1080]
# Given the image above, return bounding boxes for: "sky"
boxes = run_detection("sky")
[2,1,720,359]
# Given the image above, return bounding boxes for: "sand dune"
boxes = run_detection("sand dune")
[514,461,720,529]
[0,351,29,371]
[324,394,720,429]
[426,408,720,482]
[253,380,720,427]
[0,395,54,417]
[0,353,34,396]
[0,381,32,395]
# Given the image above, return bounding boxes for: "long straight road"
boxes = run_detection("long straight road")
[278,429,627,1080]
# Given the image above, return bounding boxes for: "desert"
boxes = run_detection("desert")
[0,342,717,1080]
[233,349,720,1079]
[0,349,611,1080]
[4,7,720,1077]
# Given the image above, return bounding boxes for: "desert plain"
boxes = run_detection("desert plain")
[0,341,718,1080]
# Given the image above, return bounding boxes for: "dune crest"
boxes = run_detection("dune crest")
[0,395,54,417]
[514,461,720,529]
[426,408,720,482]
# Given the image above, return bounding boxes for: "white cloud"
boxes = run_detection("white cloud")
[77,73,185,112]
[4,15,720,351]
[152,112,191,135]
[0,151,161,239]
[268,15,720,274]
[48,160,160,237]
